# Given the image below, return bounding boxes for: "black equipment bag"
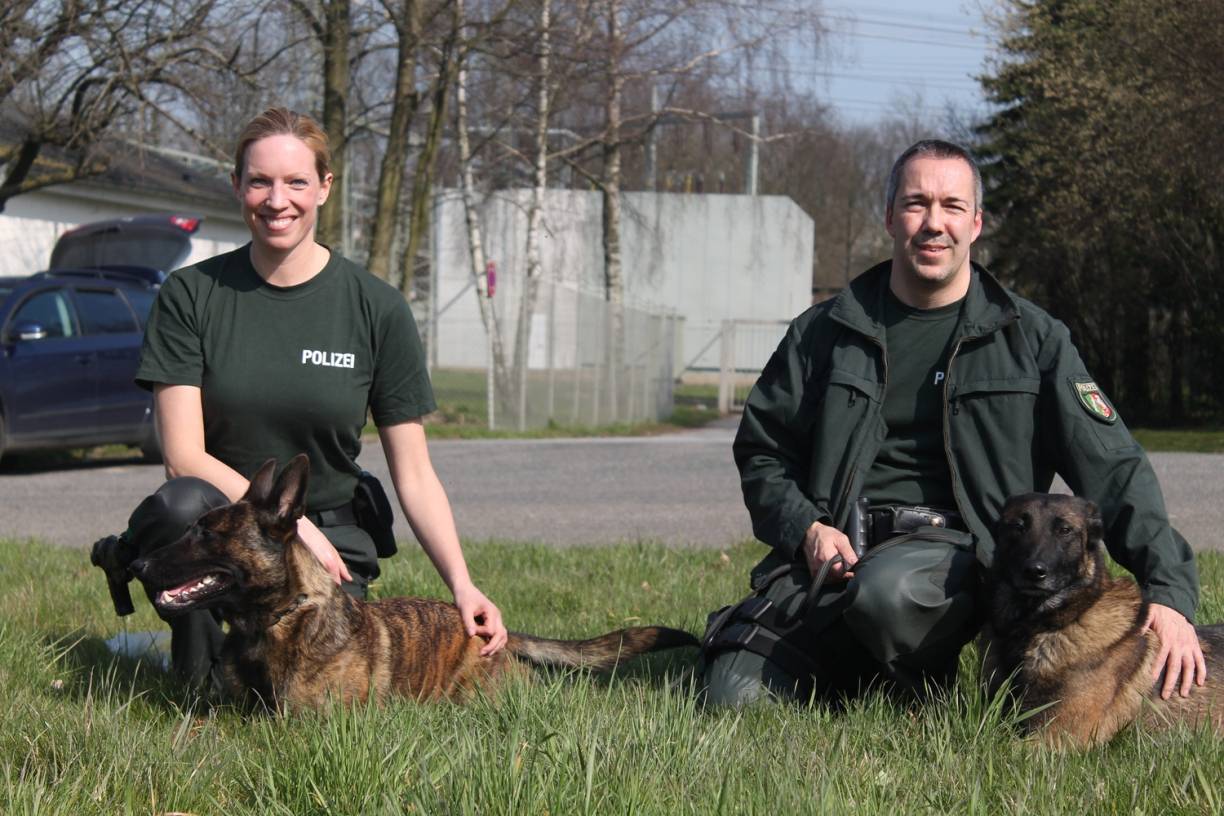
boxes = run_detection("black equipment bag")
[353,471,398,558]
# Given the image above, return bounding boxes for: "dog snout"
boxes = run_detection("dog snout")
[1022,560,1049,583]
[129,558,150,579]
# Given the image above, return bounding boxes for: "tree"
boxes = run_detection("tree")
[0,0,236,211]
[977,0,1224,423]
[283,0,352,248]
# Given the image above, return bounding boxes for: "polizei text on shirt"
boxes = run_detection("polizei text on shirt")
[301,349,356,369]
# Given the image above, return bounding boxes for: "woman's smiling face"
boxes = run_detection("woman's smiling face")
[233,134,333,257]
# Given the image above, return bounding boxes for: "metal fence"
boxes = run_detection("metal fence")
[716,319,789,413]
[422,276,679,431]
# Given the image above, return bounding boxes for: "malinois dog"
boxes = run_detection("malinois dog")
[131,455,697,710]
[979,493,1223,748]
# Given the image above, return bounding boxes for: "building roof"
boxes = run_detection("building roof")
[2,120,233,210]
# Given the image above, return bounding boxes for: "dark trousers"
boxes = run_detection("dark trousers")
[702,530,980,706]
[127,477,378,687]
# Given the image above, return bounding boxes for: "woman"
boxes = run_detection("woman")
[127,107,505,684]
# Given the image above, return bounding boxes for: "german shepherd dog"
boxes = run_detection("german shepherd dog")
[979,493,1224,748]
[131,455,697,710]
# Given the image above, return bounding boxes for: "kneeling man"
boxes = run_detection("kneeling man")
[701,140,1204,704]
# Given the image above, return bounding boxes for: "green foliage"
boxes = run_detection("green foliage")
[976,0,1224,424]
[3,537,1224,813]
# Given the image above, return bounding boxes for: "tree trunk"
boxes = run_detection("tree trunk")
[367,0,421,282]
[399,31,456,297]
[512,0,551,430]
[0,137,44,213]
[454,0,513,424]
[317,0,350,249]
[600,0,624,422]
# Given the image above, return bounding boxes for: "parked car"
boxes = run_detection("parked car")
[0,214,202,463]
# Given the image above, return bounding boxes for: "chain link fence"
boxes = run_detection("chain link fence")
[422,276,679,431]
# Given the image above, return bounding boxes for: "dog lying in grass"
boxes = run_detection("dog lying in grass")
[979,493,1223,748]
[131,455,697,709]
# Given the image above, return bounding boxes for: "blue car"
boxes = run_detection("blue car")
[0,214,202,463]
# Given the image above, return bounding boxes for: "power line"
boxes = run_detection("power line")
[821,12,989,38]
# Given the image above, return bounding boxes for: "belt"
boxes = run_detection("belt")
[867,503,965,545]
[306,501,358,528]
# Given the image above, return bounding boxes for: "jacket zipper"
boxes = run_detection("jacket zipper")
[834,332,887,527]
[942,333,979,520]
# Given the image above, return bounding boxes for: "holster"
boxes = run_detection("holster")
[353,471,398,558]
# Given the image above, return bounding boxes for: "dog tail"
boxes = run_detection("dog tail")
[507,626,697,671]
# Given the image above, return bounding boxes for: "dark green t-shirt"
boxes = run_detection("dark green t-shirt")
[136,246,436,511]
[861,289,963,508]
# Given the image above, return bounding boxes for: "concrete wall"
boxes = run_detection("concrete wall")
[0,181,248,277]
[431,189,813,371]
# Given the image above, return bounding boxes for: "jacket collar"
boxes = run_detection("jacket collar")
[828,260,1020,342]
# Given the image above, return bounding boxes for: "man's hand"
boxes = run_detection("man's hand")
[296,517,353,585]
[1143,603,1206,699]
[801,520,859,581]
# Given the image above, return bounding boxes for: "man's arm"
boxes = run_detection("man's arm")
[733,316,828,561]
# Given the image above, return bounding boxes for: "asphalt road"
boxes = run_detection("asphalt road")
[2,417,1221,553]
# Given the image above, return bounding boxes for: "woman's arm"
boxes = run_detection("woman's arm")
[153,383,351,583]
[155,383,249,497]
[378,420,507,655]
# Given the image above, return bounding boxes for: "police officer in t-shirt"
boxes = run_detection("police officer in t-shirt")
[98,108,507,686]
[700,140,1205,705]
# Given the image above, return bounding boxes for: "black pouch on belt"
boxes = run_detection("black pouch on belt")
[353,471,398,558]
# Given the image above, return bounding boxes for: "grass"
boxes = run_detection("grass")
[424,369,722,437]
[1132,428,1224,454]
[2,536,1223,814]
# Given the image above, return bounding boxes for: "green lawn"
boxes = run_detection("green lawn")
[2,536,1223,814]
[419,369,721,437]
[1132,428,1224,454]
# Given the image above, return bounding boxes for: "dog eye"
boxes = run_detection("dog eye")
[1054,523,1073,536]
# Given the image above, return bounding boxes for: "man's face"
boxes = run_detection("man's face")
[885,155,982,292]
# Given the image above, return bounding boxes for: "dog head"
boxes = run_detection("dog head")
[991,493,1107,618]
[130,455,314,622]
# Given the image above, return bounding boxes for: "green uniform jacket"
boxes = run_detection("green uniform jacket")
[735,261,1199,621]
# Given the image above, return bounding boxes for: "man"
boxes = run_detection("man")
[701,139,1205,705]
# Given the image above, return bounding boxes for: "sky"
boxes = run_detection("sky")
[810,0,1001,125]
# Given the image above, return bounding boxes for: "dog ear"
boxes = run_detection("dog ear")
[269,454,311,524]
[243,459,279,508]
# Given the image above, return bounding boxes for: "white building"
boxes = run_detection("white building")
[431,188,814,375]
[0,147,247,277]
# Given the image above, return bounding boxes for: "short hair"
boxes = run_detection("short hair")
[233,107,332,182]
[884,139,982,214]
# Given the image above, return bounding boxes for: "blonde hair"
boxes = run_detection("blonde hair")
[233,107,332,181]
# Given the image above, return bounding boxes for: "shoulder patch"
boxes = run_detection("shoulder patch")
[1070,378,1118,424]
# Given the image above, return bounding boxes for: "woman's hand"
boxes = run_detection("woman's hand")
[453,582,507,656]
[295,516,353,585]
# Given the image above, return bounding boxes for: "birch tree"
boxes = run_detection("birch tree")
[454,0,514,425]
[512,0,551,429]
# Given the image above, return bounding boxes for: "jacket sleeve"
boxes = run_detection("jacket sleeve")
[1037,321,1199,620]
[733,316,830,560]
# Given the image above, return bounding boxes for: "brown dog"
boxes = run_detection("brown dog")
[131,455,697,710]
[979,493,1223,748]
